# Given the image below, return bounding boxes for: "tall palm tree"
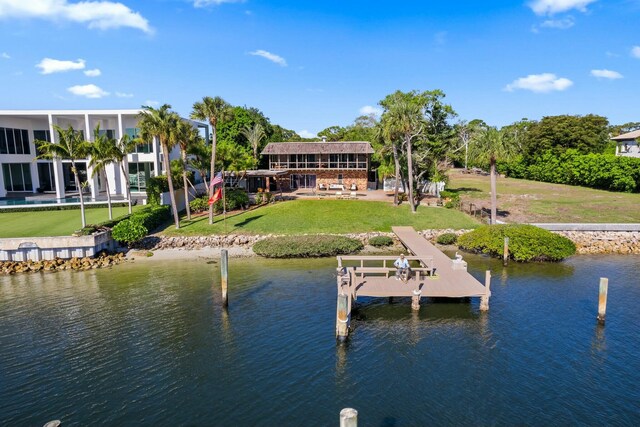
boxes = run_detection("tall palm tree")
[190,96,232,225]
[241,122,266,164]
[138,104,181,229]
[187,138,212,193]
[469,126,517,224]
[377,122,403,206]
[88,125,118,220]
[35,125,91,227]
[172,119,200,220]
[113,134,137,214]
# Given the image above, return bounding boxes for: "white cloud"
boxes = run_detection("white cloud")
[0,0,152,33]
[359,105,383,117]
[590,69,623,79]
[67,84,109,98]
[36,58,85,74]
[505,73,573,93]
[298,130,317,139]
[540,17,575,29]
[116,91,134,98]
[632,46,640,58]
[193,0,244,7]
[1,52,10,59]
[145,99,160,107]
[529,0,597,15]
[248,49,287,67]
[84,68,101,77]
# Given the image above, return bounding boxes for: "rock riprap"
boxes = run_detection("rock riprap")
[1,252,125,275]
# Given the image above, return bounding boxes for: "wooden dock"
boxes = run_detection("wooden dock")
[335,226,491,341]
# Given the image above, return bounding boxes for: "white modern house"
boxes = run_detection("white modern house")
[612,129,640,158]
[0,109,208,202]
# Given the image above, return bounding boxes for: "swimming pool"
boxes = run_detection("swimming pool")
[0,197,93,206]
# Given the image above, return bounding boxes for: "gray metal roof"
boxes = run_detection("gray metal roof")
[261,141,374,155]
[611,129,640,141]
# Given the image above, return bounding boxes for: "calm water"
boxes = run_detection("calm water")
[1,254,639,426]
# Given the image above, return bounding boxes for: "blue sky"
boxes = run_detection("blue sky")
[0,0,638,136]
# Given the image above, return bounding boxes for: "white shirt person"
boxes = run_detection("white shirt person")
[394,254,410,279]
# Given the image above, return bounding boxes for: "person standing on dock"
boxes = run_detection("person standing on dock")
[394,254,410,280]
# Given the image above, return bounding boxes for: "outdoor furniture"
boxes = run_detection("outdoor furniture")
[349,191,357,199]
[329,184,345,191]
[350,183,357,191]
[318,183,327,191]
[335,191,343,199]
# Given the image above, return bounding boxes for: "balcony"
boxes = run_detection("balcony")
[269,154,368,170]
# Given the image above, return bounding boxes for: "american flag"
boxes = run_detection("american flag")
[209,172,223,190]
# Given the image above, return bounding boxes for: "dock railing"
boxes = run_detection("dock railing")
[337,255,435,279]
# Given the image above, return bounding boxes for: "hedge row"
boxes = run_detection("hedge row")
[457,224,575,262]
[146,175,188,206]
[500,150,640,193]
[253,235,363,258]
[111,205,170,245]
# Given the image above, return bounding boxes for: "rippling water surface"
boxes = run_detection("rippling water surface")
[1,254,639,426]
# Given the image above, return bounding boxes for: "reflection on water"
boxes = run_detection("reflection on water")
[1,255,640,426]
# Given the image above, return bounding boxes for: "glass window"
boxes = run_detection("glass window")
[128,162,155,191]
[21,129,30,154]
[0,128,7,154]
[6,127,15,154]
[37,162,56,192]
[2,163,32,192]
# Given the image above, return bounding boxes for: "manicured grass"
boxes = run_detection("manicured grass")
[0,206,141,238]
[448,169,640,223]
[163,200,479,236]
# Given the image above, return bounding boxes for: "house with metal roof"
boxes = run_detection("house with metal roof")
[612,129,640,158]
[261,138,375,192]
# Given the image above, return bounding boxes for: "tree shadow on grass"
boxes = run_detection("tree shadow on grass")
[448,187,482,193]
[233,214,264,228]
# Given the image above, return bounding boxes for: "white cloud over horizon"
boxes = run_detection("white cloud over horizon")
[0,0,152,33]
[84,68,101,77]
[193,0,244,7]
[359,105,383,116]
[67,83,109,98]
[505,73,573,93]
[632,46,640,58]
[590,69,623,79]
[529,0,597,15]
[116,91,134,98]
[540,17,575,29]
[298,130,317,138]
[37,58,85,74]
[249,50,287,66]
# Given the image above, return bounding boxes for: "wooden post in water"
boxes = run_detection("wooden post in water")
[480,270,491,311]
[221,248,229,308]
[340,408,358,427]
[503,237,509,266]
[411,289,421,311]
[597,277,608,325]
[336,293,349,342]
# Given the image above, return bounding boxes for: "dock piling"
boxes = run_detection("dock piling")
[336,293,350,342]
[340,408,358,427]
[503,237,509,266]
[221,248,229,308]
[480,270,491,311]
[411,289,421,311]
[597,277,608,325]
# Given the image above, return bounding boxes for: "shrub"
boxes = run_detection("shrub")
[190,196,209,213]
[436,232,458,245]
[255,192,264,205]
[146,175,186,206]
[439,190,460,209]
[457,224,576,262]
[369,236,393,247]
[112,217,148,245]
[253,235,363,258]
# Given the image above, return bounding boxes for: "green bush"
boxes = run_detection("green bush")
[457,224,576,262]
[436,232,458,245]
[189,189,249,214]
[112,217,148,245]
[255,192,264,204]
[439,190,460,209]
[253,235,364,258]
[146,175,187,206]
[369,236,393,247]
[190,196,209,213]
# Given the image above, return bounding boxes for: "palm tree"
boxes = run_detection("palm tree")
[187,138,212,192]
[88,125,118,220]
[138,104,181,229]
[377,122,403,206]
[113,134,137,214]
[35,125,91,227]
[190,96,232,225]
[469,126,517,224]
[172,120,200,221]
[382,98,423,212]
[241,122,266,164]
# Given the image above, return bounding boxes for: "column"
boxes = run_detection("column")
[49,114,65,199]
[85,114,99,200]
[0,164,6,197]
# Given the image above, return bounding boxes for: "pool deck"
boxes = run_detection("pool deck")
[335,226,491,340]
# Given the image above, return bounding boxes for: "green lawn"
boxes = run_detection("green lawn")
[448,169,640,223]
[0,206,140,238]
[163,200,479,236]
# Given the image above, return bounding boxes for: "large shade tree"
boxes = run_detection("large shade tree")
[190,96,232,225]
[35,125,91,228]
[88,125,118,220]
[138,104,181,229]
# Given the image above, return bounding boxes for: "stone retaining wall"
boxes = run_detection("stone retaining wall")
[0,231,115,261]
[554,231,640,254]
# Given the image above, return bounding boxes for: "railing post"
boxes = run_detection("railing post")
[597,277,608,325]
[340,408,358,427]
